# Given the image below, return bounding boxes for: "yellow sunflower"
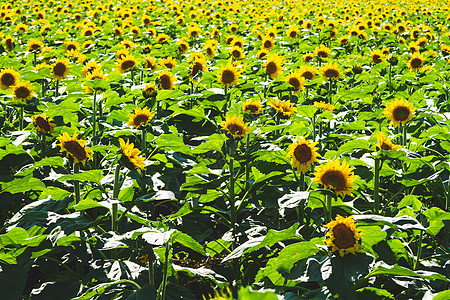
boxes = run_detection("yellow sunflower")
[313,101,334,113]
[383,98,416,128]
[285,72,306,92]
[160,56,177,69]
[261,37,275,50]
[190,58,208,79]
[242,98,263,115]
[298,65,317,80]
[143,55,157,71]
[264,54,284,79]
[143,83,156,97]
[220,115,250,138]
[27,39,44,52]
[13,81,34,101]
[257,49,269,60]
[370,49,385,64]
[4,35,15,51]
[218,63,241,87]
[321,62,341,80]
[407,53,425,72]
[287,136,320,173]
[303,53,315,63]
[0,68,20,90]
[84,69,107,93]
[315,44,332,59]
[286,24,299,39]
[128,107,155,129]
[158,70,176,90]
[119,138,146,170]
[177,40,189,54]
[57,132,93,165]
[81,61,101,77]
[268,98,297,118]
[32,112,56,133]
[324,215,363,257]
[374,132,401,151]
[52,58,70,80]
[117,54,137,73]
[230,46,245,60]
[313,159,355,197]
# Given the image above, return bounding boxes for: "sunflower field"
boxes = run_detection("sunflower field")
[1,0,450,299]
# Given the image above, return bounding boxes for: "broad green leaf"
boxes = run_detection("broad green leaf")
[274,241,320,273]
[33,157,65,168]
[398,195,422,211]
[423,207,450,235]
[172,231,206,256]
[238,286,279,300]
[337,138,370,156]
[57,170,103,185]
[366,263,449,282]
[193,133,227,154]
[433,290,450,300]
[73,199,106,211]
[356,287,394,299]
[155,134,193,155]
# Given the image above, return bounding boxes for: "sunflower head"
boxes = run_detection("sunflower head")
[27,39,44,52]
[57,132,93,165]
[408,53,425,72]
[0,68,20,90]
[314,101,334,113]
[315,44,332,59]
[128,107,155,129]
[158,70,176,90]
[190,58,207,80]
[383,98,416,127]
[230,46,245,60]
[257,49,269,60]
[218,63,241,87]
[324,215,363,257]
[143,83,156,97]
[119,138,146,170]
[261,37,275,49]
[374,132,401,151]
[52,58,70,80]
[143,55,157,71]
[370,49,385,64]
[321,62,341,80]
[242,98,263,115]
[13,81,34,101]
[220,115,250,139]
[160,56,177,69]
[298,65,317,80]
[313,159,355,197]
[264,54,284,79]
[117,54,137,73]
[285,72,306,92]
[268,98,297,118]
[287,136,320,173]
[32,113,56,133]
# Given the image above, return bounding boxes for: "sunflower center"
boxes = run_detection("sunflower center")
[64,141,87,161]
[244,104,259,113]
[380,142,392,150]
[207,48,213,55]
[324,69,339,78]
[294,144,312,163]
[6,39,13,49]
[263,40,272,48]
[321,170,346,190]
[372,54,382,64]
[234,41,242,47]
[15,86,30,99]
[302,71,313,80]
[318,50,328,58]
[54,63,67,77]
[288,77,300,89]
[133,114,149,126]
[221,70,235,84]
[258,52,267,59]
[392,106,410,121]
[410,58,422,69]
[227,124,243,136]
[122,60,135,71]
[160,74,172,89]
[332,223,356,249]
[164,62,174,69]
[67,44,76,51]
[232,50,241,58]
[31,44,40,50]
[84,30,93,36]
[35,116,51,132]
[191,62,203,77]
[1,73,16,87]
[289,31,297,38]
[266,62,277,74]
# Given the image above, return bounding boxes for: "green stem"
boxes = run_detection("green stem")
[160,240,171,300]
[19,107,24,130]
[444,174,450,248]
[74,163,81,203]
[141,127,147,155]
[402,123,407,147]
[33,52,37,67]
[148,249,155,287]
[312,114,316,142]
[92,89,98,145]
[40,134,46,157]
[326,194,333,222]
[388,64,393,94]
[223,85,229,115]
[112,164,121,233]
[245,134,250,190]
[374,158,380,214]
[414,215,424,271]
[55,80,59,98]
[299,172,305,191]
[229,157,236,248]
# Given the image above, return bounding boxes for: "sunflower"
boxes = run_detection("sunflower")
[57,132,93,165]
[220,115,250,138]
[117,54,137,73]
[257,49,269,60]
[315,44,332,59]
[303,53,315,63]
[113,26,124,37]
[81,61,101,77]
[286,24,299,39]
[314,101,334,113]
[160,56,177,69]
[188,26,201,38]
[143,55,157,71]
[242,98,263,115]
[52,58,70,80]
[27,39,44,52]
[321,62,340,80]
[0,68,20,90]
[374,132,401,151]
[190,58,207,79]
[230,46,245,60]
[231,37,244,48]
[143,44,152,54]
[313,159,355,197]
[13,81,34,101]
[285,72,306,92]
[84,69,107,93]
[407,53,425,72]
[261,37,275,50]
[81,27,94,37]
[32,112,56,133]
[4,35,15,51]
[287,136,320,173]
[324,215,363,257]
[383,98,416,127]
[370,49,385,64]
[338,36,349,45]
[268,98,297,118]
[119,138,146,170]
[156,33,170,44]
[205,44,216,58]
[177,40,189,54]
[65,41,79,52]
[408,41,419,53]
[218,63,241,87]
[264,54,284,79]
[143,83,156,97]
[128,107,155,129]
[298,65,316,80]
[158,70,176,90]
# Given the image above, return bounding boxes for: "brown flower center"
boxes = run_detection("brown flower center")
[15,86,30,99]
[221,70,235,84]
[372,54,382,64]
[1,73,15,87]
[232,49,241,58]
[332,223,356,249]
[191,62,203,77]
[294,144,312,163]
[263,40,272,48]
[321,170,346,191]
[53,63,67,77]
[121,60,135,71]
[207,48,213,56]
[227,124,243,136]
[84,30,93,36]
[288,77,300,90]
[380,142,392,150]
[392,106,410,121]
[244,104,259,114]
[160,74,172,89]
[266,62,277,74]
[258,52,267,59]
[133,114,149,126]
[164,62,174,69]
[410,58,422,69]
[324,68,339,78]
[234,41,243,48]
[35,116,51,132]
[6,39,14,50]
[302,71,313,80]
[64,141,87,162]
[289,31,297,38]
[31,43,41,50]
[317,50,328,58]
[67,44,76,51]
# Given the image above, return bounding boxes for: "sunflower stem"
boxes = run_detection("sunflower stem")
[312,113,316,142]
[414,214,424,271]
[245,134,250,190]
[374,158,380,214]
[159,240,171,300]
[141,127,147,155]
[388,63,393,94]
[74,163,81,204]
[148,249,155,287]
[223,85,229,115]
[299,171,305,191]
[92,89,98,145]
[112,164,121,233]
[326,194,333,222]
[18,106,24,130]
[55,80,59,98]
[40,134,46,158]
[402,123,408,147]
[33,52,37,67]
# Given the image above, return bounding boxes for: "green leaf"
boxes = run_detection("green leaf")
[274,241,320,273]
[337,138,370,156]
[172,231,206,256]
[73,199,106,211]
[125,284,157,300]
[366,263,449,282]
[433,290,450,300]
[155,134,193,155]
[357,287,394,299]
[296,105,317,119]
[423,207,450,235]
[193,134,227,154]
[237,286,279,300]
[252,167,284,185]
[33,157,65,168]
[397,195,422,211]
[119,186,135,202]
[57,170,103,185]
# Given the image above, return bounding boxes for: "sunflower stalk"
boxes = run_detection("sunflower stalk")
[141,127,147,155]
[326,194,334,222]
[40,134,46,158]
[92,89,98,144]
[414,214,424,271]
[223,85,229,115]
[388,64,393,93]
[159,239,171,300]
[18,106,24,130]
[112,164,121,233]
[55,80,59,98]
[374,158,380,214]
[74,163,81,203]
